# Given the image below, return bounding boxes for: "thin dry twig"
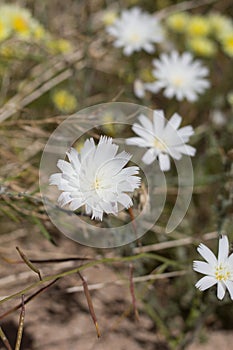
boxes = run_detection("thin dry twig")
[16,247,42,281]
[0,327,12,350]
[155,0,218,19]
[67,270,187,293]
[78,272,101,338]
[133,231,218,254]
[14,295,25,350]
[0,50,84,123]
[0,279,59,321]
[129,264,139,321]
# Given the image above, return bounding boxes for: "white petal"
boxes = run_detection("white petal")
[197,243,217,266]
[132,123,154,143]
[91,207,104,220]
[80,138,95,161]
[168,113,182,130]
[98,157,130,177]
[115,150,132,162]
[218,235,229,264]
[177,126,194,139]
[142,148,157,165]
[58,192,72,207]
[69,198,83,211]
[153,110,165,136]
[225,280,233,300]
[138,114,154,133]
[95,137,118,164]
[66,148,81,172]
[57,159,73,174]
[117,193,133,208]
[174,144,196,157]
[58,182,75,192]
[143,42,155,54]
[49,173,62,185]
[217,281,226,300]
[158,153,170,171]
[126,137,150,147]
[144,82,161,93]
[100,200,117,214]
[193,261,214,275]
[195,276,217,291]
[167,147,182,160]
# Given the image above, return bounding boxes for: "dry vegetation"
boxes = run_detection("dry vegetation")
[0,0,233,349]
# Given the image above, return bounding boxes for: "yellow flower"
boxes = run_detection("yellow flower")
[0,19,10,41]
[52,90,78,113]
[0,4,32,38]
[188,37,217,57]
[187,16,211,37]
[166,12,189,33]
[102,10,118,26]
[46,39,72,54]
[56,39,73,53]
[208,13,233,40]
[221,32,233,57]
[31,20,46,41]
[12,16,29,33]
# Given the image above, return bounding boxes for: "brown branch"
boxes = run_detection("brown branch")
[0,279,59,321]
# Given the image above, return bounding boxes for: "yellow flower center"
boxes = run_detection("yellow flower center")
[226,36,233,48]
[172,76,184,87]
[129,33,140,43]
[13,16,28,33]
[215,264,231,281]
[94,177,101,190]
[154,138,167,151]
[188,18,210,37]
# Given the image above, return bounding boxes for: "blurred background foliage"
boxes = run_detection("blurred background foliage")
[0,0,233,349]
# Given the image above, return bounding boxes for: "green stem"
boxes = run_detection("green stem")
[0,253,184,306]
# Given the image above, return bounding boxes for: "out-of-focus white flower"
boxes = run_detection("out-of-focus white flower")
[210,109,226,127]
[49,136,141,220]
[146,51,210,102]
[193,235,233,300]
[133,79,146,98]
[126,110,196,171]
[106,7,163,56]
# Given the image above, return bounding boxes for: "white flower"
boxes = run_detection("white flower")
[145,51,210,102]
[193,235,233,300]
[106,7,163,56]
[133,79,146,98]
[126,110,196,171]
[49,136,141,221]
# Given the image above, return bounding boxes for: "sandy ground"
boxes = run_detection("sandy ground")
[0,228,232,350]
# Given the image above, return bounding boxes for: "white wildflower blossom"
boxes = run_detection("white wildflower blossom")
[126,110,196,171]
[49,136,141,220]
[106,7,163,56]
[146,51,210,102]
[133,79,146,98]
[193,235,233,300]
